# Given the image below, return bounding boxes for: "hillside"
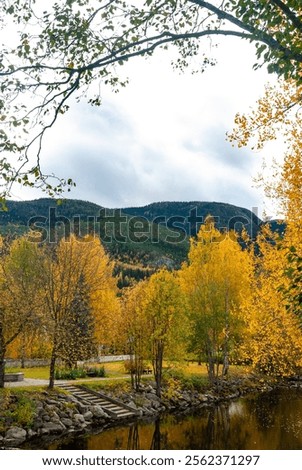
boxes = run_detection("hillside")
[123,201,262,238]
[0,198,263,286]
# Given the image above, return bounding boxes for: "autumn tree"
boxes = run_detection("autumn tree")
[142,269,187,397]
[180,219,252,382]
[41,235,118,389]
[0,236,44,387]
[229,79,302,321]
[239,228,302,376]
[0,1,302,199]
[121,281,150,391]
[89,258,122,355]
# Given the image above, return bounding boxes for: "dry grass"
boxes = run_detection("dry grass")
[181,362,251,377]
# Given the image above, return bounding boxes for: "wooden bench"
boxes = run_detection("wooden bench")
[4,372,24,382]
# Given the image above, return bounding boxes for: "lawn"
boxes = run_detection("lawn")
[6,366,50,380]
[5,361,251,384]
[5,361,129,381]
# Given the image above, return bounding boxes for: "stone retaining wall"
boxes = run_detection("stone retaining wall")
[2,376,299,449]
[5,359,50,368]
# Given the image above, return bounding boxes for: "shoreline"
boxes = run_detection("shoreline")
[1,374,302,449]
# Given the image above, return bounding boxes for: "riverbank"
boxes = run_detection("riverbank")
[1,374,302,448]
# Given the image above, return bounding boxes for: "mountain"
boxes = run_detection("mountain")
[0,198,263,286]
[122,201,261,238]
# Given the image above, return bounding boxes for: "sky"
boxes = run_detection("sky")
[10,35,279,219]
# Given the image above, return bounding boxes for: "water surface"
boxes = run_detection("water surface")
[27,387,302,450]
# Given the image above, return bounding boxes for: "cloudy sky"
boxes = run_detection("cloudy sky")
[11,36,279,218]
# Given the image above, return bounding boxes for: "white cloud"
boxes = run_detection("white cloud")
[10,36,279,218]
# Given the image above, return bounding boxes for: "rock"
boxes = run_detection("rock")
[198,394,209,402]
[146,393,160,402]
[126,400,137,410]
[49,411,61,422]
[32,418,44,430]
[27,429,38,439]
[181,393,192,402]
[61,418,73,427]
[5,427,27,445]
[67,395,82,405]
[90,405,108,419]
[142,398,152,407]
[74,414,85,423]
[41,422,65,433]
[46,399,60,406]
[83,411,93,421]
[151,400,161,409]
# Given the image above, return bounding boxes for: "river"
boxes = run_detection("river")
[24,387,302,450]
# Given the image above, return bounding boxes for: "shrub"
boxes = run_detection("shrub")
[11,397,35,427]
[163,368,208,392]
[124,359,149,374]
[184,374,208,392]
[85,366,106,378]
[0,392,36,429]
[54,368,87,380]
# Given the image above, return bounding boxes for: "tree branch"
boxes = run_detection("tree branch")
[189,0,302,62]
[89,28,253,71]
[270,0,302,32]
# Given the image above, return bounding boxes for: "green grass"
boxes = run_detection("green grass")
[6,366,50,380]
[80,378,132,394]
[5,361,252,388]
[5,362,128,381]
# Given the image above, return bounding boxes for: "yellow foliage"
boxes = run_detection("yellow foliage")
[239,232,302,376]
[179,222,252,379]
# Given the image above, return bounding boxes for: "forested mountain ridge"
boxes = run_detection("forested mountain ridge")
[0,198,267,286]
[123,200,262,238]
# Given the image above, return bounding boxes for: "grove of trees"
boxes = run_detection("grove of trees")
[1,1,302,397]
[2,208,302,395]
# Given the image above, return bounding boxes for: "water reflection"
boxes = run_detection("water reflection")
[26,387,302,450]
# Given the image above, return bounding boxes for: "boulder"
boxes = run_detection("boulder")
[5,426,27,445]
[41,422,65,433]
[90,405,108,419]
[83,411,93,421]
[61,418,73,427]
[74,414,85,424]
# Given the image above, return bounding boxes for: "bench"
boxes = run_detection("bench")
[4,372,24,382]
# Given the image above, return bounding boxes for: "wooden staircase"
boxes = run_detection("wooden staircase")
[58,383,139,420]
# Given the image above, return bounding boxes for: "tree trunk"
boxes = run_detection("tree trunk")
[206,342,215,384]
[153,342,163,398]
[222,354,229,377]
[222,292,230,377]
[49,339,57,389]
[0,348,6,388]
[134,354,142,392]
[20,332,26,369]
[0,327,6,388]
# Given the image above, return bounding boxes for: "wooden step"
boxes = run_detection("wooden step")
[57,383,139,420]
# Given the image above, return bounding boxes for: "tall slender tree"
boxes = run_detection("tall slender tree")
[41,235,118,388]
[142,269,186,397]
[179,220,251,382]
[0,236,43,387]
